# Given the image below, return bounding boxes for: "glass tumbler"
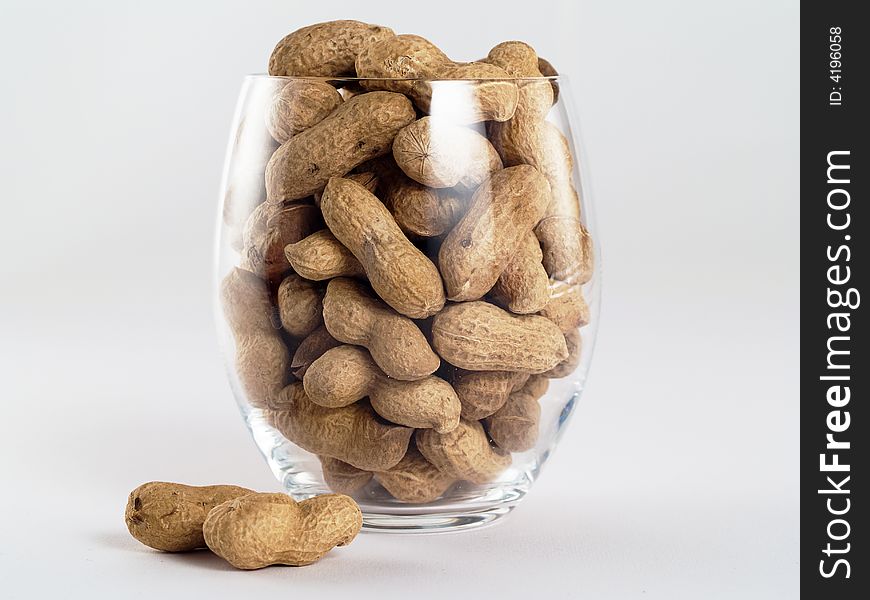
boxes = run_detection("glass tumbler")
[215,74,600,532]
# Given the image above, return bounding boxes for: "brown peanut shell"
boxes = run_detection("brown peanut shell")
[439,165,550,302]
[374,445,456,503]
[393,117,503,190]
[266,92,415,202]
[267,385,413,471]
[305,345,459,433]
[490,231,550,314]
[203,492,362,569]
[544,328,582,378]
[277,274,323,338]
[322,278,439,380]
[221,268,289,408]
[485,388,541,452]
[125,482,254,552]
[539,280,590,332]
[356,34,518,123]
[284,229,365,281]
[453,369,530,420]
[266,80,343,144]
[241,202,322,281]
[313,171,378,206]
[321,179,445,319]
[432,301,568,373]
[319,456,373,495]
[269,20,394,77]
[537,56,560,103]
[290,325,342,379]
[485,41,553,121]
[416,419,511,484]
[303,345,379,408]
[369,158,468,238]
[535,216,594,285]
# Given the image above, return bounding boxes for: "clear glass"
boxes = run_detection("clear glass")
[214,75,600,533]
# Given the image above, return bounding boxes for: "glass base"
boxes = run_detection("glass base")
[354,483,529,534]
[360,502,517,534]
[293,474,529,534]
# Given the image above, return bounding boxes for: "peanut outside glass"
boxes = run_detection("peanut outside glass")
[214,75,600,533]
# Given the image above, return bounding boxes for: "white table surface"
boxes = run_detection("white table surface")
[0,1,798,597]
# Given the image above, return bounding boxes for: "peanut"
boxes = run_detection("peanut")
[265,378,306,411]
[416,419,511,484]
[266,91,415,202]
[392,186,467,239]
[486,42,585,279]
[368,158,467,238]
[490,117,591,280]
[267,384,413,471]
[485,45,574,197]
[485,41,554,121]
[439,165,550,301]
[538,140,582,220]
[519,373,550,398]
[485,44,587,274]
[321,178,445,319]
[241,201,322,280]
[453,369,530,420]
[302,345,374,407]
[432,301,568,373]
[266,80,343,144]
[221,268,289,408]
[125,482,254,552]
[269,20,394,77]
[490,231,550,314]
[392,117,503,190]
[486,41,541,78]
[539,280,590,333]
[535,215,595,285]
[290,325,341,379]
[322,278,439,380]
[319,456,373,495]
[304,345,460,433]
[313,171,378,206]
[484,384,543,453]
[203,492,362,568]
[276,274,323,338]
[356,34,518,123]
[374,444,456,503]
[537,56,560,103]
[284,229,365,281]
[368,373,456,434]
[544,328,582,378]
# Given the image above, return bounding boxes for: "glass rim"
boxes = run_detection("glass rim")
[244,73,565,83]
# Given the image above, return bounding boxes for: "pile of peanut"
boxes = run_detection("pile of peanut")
[221,20,594,504]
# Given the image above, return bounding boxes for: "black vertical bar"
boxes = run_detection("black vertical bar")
[802,2,867,597]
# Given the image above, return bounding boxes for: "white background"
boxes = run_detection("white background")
[0,0,799,598]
